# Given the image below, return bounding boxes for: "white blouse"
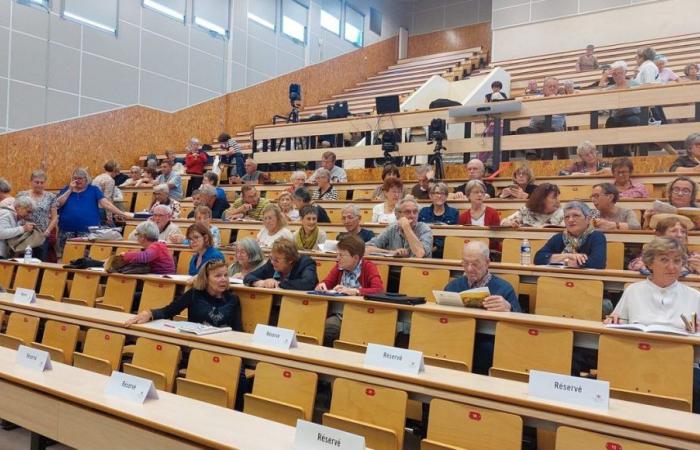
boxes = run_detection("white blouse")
[257,227,294,247]
[613,279,700,330]
[372,203,397,224]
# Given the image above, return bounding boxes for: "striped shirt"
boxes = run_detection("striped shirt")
[312,186,339,201]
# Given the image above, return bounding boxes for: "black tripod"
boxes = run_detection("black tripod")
[428,138,446,180]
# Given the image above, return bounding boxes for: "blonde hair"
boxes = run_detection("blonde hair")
[262,203,287,228]
[512,165,534,184]
[191,259,228,290]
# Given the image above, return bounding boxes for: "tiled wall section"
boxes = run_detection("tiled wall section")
[406,22,491,60]
[0,35,398,192]
[0,0,409,133]
[492,0,663,29]
[407,0,492,36]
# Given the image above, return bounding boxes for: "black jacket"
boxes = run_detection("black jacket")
[188,197,230,219]
[244,255,318,290]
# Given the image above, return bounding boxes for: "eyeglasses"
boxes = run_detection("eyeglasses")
[430,191,447,196]
[671,188,692,195]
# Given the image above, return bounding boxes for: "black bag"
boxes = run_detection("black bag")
[363,293,426,305]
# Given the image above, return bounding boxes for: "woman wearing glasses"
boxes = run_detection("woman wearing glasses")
[643,176,697,229]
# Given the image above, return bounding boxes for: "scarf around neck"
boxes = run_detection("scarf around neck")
[562,225,595,254]
[296,226,319,250]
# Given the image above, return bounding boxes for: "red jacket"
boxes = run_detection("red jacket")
[322,259,384,295]
[458,206,501,226]
[185,152,208,175]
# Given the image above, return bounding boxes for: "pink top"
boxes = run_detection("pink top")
[618,182,649,199]
[122,241,176,274]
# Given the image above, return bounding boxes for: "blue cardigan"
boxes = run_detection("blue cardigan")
[444,275,521,312]
[534,230,607,269]
[189,246,225,276]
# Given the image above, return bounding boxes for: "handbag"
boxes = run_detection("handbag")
[363,292,426,305]
[7,229,46,253]
[104,255,150,274]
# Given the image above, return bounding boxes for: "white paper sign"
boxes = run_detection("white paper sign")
[528,370,609,411]
[294,419,365,450]
[364,343,424,375]
[13,288,36,305]
[252,324,298,350]
[104,371,159,404]
[16,345,52,371]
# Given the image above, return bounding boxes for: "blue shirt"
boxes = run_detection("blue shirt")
[534,230,607,269]
[444,275,521,312]
[215,187,226,201]
[188,246,225,276]
[57,185,104,233]
[418,204,459,225]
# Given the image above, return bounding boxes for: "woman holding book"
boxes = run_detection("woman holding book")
[605,236,700,413]
[125,259,241,330]
[642,176,698,229]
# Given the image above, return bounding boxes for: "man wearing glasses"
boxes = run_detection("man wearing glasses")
[366,198,433,258]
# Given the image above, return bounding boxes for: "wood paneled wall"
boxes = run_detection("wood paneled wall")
[407,22,492,61]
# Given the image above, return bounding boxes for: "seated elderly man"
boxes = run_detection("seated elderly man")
[606,236,700,413]
[150,184,181,219]
[224,185,269,221]
[366,198,433,258]
[187,185,229,219]
[0,196,36,258]
[337,204,374,242]
[308,151,348,184]
[233,159,265,184]
[444,241,521,374]
[410,164,432,200]
[450,159,496,199]
[155,159,183,200]
[129,205,183,242]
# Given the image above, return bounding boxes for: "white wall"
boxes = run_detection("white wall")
[407,0,491,36]
[0,0,409,133]
[492,0,698,61]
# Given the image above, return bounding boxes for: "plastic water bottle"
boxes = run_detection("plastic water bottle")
[520,239,531,266]
[23,245,32,263]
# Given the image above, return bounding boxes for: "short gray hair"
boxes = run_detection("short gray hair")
[235,237,264,267]
[14,196,36,210]
[72,168,90,182]
[463,240,490,260]
[315,168,331,179]
[0,177,11,194]
[290,171,307,182]
[199,184,217,198]
[563,201,592,218]
[576,140,597,157]
[610,60,627,72]
[430,182,449,195]
[134,220,160,241]
[30,170,47,181]
[341,204,361,218]
[463,179,486,196]
[415,164,431,176]
[129,165,142,174]
[685,132,700,150]
[641,236,687,268]
[152,204,173,216]
[395,197,419,214]
[153,184,169,194]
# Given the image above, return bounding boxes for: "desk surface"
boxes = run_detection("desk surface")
[1,293,699,448]
[0,345,296,450]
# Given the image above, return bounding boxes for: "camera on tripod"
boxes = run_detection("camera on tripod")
[289,83,302,104]
[429,118,447,143]
[381,130,399,154]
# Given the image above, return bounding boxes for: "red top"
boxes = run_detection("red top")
[185,152,208,175]
[458,206,501,226]
[322,259,384,295]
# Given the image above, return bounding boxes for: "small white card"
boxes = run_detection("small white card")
[294,419,365,450]
[16,345,52,371]
[13,288,36,305]
[528,370,609,411]
[104,371,159,404]
[252,324,298,350]
[364,343,424,375]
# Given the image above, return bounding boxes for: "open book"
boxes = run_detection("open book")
[173,321,232,336]
[605,323,695,336]
[433,287,490,308]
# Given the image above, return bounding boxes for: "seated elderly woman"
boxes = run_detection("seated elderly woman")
[628,216,700,274]
[228,237,266,279]
[149,184,181,219]
[611,157,649,198]
[286,171,307,194]
[643,176,698,228]
[419,182,458,257]
[120,221,176,274]
[294,205,327,251]
[670,133,700,173]
[0,196,36,258]
[560,141,612,176]
[606,236,700,413]
[277,192,299,222]
[458,180,500,226]
[258,204,294,247]
[683,63,699,82]
[126,259,241,330]
[499,165,537,199]
[186,223,224,276]
[501,183,564,227]
[590,183,640,230]
[372,177,403,224]
[119,166,142,187]
[244,238,318,290]
[311,168,338,201]
[372,164,401,201]
[534,201,607,269]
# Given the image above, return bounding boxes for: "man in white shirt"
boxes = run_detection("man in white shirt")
[308,151,348,184]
